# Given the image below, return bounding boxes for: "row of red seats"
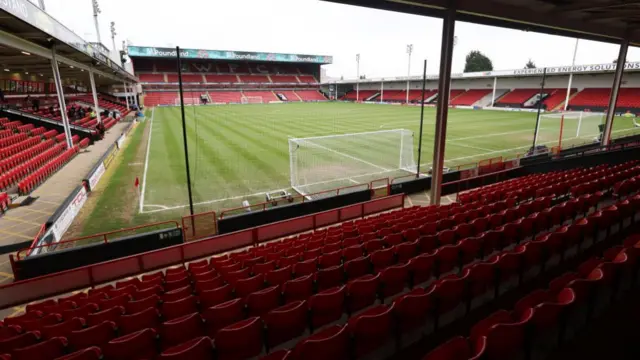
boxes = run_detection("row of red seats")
[450,90,491,106]
[0,194,584,360]
[30,127,47,137]
[0,139,56,172]
[78,138,90,149]
[0,144,66,191]
[0,118,9,126]
[103,118,118,131]
[0,192,10,214]
[459,169,580,204]
[425,217,640,360]
[0,133,28,149]
[0,138,40,160]
[54,134,80,144]
[16,124,34,133]
[7,164,636,360]
[42,130,58,140]
[3,121,22,130]
[0,130,12,139]
[18,146,79,195]
[72,117,93,127]
[459,162,637,204]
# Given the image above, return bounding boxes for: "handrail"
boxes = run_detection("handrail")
[219,183,371,218]
[17,221,180,259]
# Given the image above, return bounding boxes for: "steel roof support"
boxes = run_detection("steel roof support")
[50,46,73,149]
[601,38,629,147]
[89,69,102,124]
[429,5,456,205]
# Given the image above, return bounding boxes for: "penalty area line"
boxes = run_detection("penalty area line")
[139,107,154,214]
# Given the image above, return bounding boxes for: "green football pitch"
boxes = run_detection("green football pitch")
[138,102,640,216]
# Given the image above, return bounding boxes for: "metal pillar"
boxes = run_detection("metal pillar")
[406,44,413,104]
[491,77,497,107]
[356,54,360,102]
[533,68,548,147]
[50,47,73,149]
[89,70,101,124]
[123,81,130,110]
[602,39,629,147]
[564,39,579,111]
[133,85,139,107]
[380,80,384,103]
[429,7,456,205]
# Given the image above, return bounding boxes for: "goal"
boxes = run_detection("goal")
[536,111,606,149]
[241,96,263,104]
[289,129,417,197]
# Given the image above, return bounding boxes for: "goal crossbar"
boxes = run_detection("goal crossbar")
[288,129,416,198]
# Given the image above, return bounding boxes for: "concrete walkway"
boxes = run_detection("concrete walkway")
[0,120,132,252]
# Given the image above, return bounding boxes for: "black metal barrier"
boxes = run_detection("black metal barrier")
[218,190,372,234]
[389,171,461,196]
[523,144,640,175]
[13,227,183,280]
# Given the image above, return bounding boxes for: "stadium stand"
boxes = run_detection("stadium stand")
[239,75,271,84]
[297,75,317,83]
[295,91,326,101]
[3,158,639,359]
[495,88,540,107]
[450,89,492,106]
[343,90,379,101]
[143,93,179,106]
[0,117,91,194]
[209,92,245,104]
[277,91,301,102]
[204,74,239,83]
[542,88,577,110]
[569,87,640,111]
[243,91,279,102]
[271,75,300,84]
[166,74,204,83]
[138,74,166,83]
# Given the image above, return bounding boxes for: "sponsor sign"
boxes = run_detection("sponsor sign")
[116,133,126,149]
[87,162,106,192]
[51,187,88,241]
[333,61,640,84]
[128,46,333,64]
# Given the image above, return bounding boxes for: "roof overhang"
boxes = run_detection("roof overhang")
[0,0,138,84]
[322,0,640,46]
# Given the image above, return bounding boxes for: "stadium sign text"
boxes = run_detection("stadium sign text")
[128,46,333,64]
[511,62,640,76]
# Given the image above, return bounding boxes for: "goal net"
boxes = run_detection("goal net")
[536,111,606,150]
[289,129,417,198]
[241,96,263,104]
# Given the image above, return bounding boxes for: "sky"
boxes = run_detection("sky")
[34,0,640,80]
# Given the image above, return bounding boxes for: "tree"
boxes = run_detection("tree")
[525,59,536,69]
[464,50,493,72]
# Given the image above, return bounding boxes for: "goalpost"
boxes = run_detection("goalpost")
[241,96,263,104]
[289,129,417,198]
[536,111,606,150]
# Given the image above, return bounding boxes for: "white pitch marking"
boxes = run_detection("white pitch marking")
[144,204,170,210]
[139,107,154,214]
[348,178,360,184]
[447,141,495,152]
